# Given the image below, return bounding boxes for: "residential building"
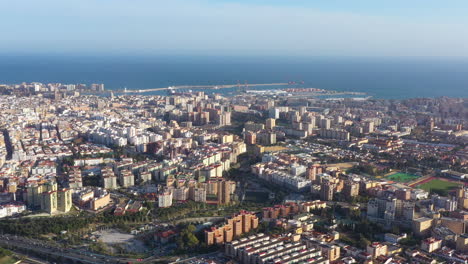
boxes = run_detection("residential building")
[205,210,259,245]
[158,191,173,208]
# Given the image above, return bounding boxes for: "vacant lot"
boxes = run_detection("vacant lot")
[95,229,134,244]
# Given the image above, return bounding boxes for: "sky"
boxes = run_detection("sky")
[1,0,468,57]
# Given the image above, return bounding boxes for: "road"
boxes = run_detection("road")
[0,234,182,263]
[8,252,49,264]
[168,251,224,264]
[0,234,118,263]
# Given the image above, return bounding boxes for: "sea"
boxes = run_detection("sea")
[1,54,467,99]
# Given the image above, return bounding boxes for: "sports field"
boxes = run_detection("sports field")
[385,172,420,183]
[417,179,461,195]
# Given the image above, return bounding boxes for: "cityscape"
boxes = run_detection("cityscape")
[1,1,468,264]
[0,81,466,264]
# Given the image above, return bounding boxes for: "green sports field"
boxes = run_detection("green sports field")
[417,179,461,195]
[385,172,420,183]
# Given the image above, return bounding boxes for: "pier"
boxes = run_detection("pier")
[115,82,289,93]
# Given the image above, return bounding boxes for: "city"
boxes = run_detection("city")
[0,82,466,264]
[2,1,468,264]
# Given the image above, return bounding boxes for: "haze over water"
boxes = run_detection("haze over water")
[1,55,468,99]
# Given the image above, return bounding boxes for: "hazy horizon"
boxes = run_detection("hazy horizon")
[2,0,468,57]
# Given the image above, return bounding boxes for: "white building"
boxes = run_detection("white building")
[158,191,173,208]
[0,203,26,218]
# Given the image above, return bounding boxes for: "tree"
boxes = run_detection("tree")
[176,224,200,250]
[350,209,361,221]
[399,237,420,247]
[358,234,371,249]
[0,247,12,258]
[89,240,109,254]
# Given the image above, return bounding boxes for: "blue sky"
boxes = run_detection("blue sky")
[1,0,468,57]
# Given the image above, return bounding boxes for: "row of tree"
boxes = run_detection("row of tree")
[0,210,150,237]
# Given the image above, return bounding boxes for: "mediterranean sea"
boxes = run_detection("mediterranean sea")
[1,54,467,99]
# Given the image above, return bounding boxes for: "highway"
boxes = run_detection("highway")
[8,253,49,264]
[0,234,118,263]
[0,234,179,263]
